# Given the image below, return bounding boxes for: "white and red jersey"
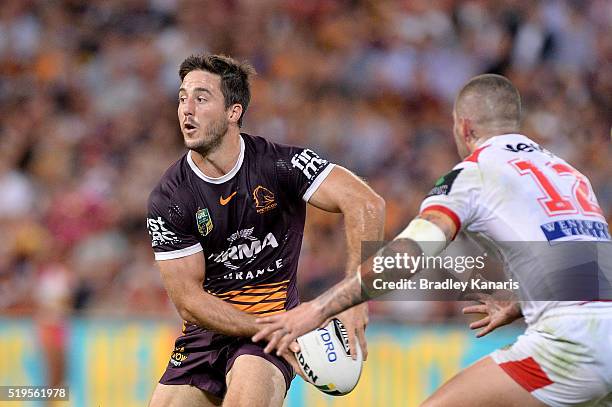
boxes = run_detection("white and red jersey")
[420,133,611,324]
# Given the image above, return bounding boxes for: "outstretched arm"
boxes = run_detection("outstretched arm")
[306,166,386,359]
[253,208,457,355]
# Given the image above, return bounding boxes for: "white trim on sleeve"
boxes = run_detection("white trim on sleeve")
[154,243,203,261]
[302,164,336,202]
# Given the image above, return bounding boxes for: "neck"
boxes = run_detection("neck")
[190,128,241,178]
[472,126,520,148]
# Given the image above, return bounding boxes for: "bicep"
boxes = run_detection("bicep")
[157,252,206,307]
[307,166,382,213]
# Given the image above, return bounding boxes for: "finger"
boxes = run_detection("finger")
[289,341,300,353]
[469,316,490,330]
[252,323,280,342]
[347,328,358,361]
[255,315,280,325]
[476,324,495,338]
[263,330,283,354]
[276,332,297,357]
[462,305,487,314]
[356,327,368,361]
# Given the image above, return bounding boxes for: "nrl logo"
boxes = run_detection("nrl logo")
[196,208,213,236]
[253,185,277,214]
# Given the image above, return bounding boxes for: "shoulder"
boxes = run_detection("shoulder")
[148,154,191,209]
[241,133,302,158]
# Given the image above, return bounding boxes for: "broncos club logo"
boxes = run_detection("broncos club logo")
[253,185,278,214]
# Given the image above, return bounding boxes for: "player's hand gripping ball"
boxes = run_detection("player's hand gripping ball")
[294,318,363,395]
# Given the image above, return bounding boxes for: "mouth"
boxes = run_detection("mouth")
[183,123,198,134]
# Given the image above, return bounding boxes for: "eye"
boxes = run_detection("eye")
[197,96,207,103]
[178,96,186,103]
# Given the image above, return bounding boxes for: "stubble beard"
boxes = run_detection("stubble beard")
[184,115,229,156]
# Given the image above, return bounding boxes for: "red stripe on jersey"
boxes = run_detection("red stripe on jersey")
[421,205,461,240]
[464,145,490,163]
[499,357,554,392]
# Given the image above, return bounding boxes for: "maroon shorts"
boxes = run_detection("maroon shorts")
[159,327,294,399]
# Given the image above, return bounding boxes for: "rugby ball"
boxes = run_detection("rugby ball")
[294,318,363,396]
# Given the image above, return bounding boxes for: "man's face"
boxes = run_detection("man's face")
[452,108,470,159]
[178,70,229,154]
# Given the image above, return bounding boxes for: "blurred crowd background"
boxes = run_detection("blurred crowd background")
[1,0,611,325]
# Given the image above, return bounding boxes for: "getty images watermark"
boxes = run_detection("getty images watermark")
[360,240,612,301]
[370,252,519,292]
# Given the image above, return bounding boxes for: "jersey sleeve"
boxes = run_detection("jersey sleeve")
[276,146,336,202]
[146,188,203,261]
[419,162,483,237]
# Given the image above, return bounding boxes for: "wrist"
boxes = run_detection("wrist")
[310,299,328,322]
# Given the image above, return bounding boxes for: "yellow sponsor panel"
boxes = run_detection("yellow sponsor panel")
[0,319,517,406]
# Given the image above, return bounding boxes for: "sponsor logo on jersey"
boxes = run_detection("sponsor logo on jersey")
[291,149,328,180]
[426,168,463,197]
[147,216,180,246]
[504,142,551,155]
[541,219,611,241]
[169,346,188,367]
[209,228,279,270]
[253,185,277,214]
[221,258,284,280]
[219,191,237,206]
[196,208,213,236]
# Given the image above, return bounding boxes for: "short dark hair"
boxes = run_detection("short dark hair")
[455,74,521,128]
[179,54,255,127]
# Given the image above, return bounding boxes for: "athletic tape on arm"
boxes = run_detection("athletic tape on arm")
[395,218,447,257]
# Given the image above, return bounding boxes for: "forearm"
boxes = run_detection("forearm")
[178,291,258,337]
[361,237,424,299]
[341,194,385,276]
[313,235,426,320]
[313,274,364,321]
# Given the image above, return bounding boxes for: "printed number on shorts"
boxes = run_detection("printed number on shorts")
[510,159,603,217]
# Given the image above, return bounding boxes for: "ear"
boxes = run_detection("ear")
[227,104,243,125]
[461,117,472,143]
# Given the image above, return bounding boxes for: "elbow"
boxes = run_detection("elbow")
[373,192,386,215]
[364,191,386,219]
[176,300,198,325]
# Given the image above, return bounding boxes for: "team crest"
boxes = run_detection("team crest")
[196,208,213,236]
[253,185,278,214]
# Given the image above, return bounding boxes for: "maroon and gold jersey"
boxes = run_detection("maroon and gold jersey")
[146,133,334,318]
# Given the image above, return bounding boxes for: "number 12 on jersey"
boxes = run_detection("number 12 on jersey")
[510,159,603,217]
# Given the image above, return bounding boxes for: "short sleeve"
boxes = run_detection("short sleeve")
[276,146,335,202]
[146,189,203,261]
[419,162,483,236]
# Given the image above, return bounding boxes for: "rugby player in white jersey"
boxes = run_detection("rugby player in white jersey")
[254,74,612,406]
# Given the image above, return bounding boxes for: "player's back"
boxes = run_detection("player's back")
[474,134,607,241]
[421,133,611,324]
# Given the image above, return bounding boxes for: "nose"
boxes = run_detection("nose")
[181,98,195,116]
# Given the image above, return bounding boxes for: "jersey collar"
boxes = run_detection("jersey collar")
[187,135,245,184]
[476,133,527,148]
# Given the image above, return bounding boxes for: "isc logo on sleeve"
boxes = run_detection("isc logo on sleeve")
[147,217,180,246]
[291,149,328,180]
